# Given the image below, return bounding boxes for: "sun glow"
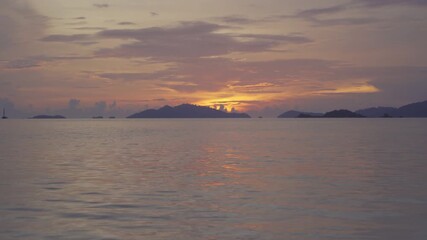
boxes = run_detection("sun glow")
[195,97,252,113]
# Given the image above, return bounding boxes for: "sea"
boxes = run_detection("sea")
[0,119,426,240]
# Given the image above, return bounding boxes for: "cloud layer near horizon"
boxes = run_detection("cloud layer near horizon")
[1,0,426,117]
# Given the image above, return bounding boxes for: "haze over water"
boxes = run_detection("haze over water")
[1,119,427,240]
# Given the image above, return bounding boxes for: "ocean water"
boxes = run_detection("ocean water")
[0,119,427,240]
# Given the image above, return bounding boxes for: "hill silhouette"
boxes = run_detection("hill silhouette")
[323,110,365,118]
[355,101,427,117]
[278,110,323,118]
[394,100,427,117]
[356,107,397,118]
[278,99,427,118]
[128,104,251,118]
[277,109,364,118]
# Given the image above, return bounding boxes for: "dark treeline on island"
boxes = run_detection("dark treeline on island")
[32,115,66,119]
[278,110,323,118]
[278,100,427,118]
[128,104,251,118]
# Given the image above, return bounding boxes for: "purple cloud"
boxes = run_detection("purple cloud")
[354,0,427,7]
[40,34,90,42]
[284,4,380,27]
[118,21,136,26]
[95,21,312,59]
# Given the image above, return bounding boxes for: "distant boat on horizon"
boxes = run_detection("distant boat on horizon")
[2,108,8,119]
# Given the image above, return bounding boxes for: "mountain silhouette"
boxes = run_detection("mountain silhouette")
[278,100,427,118]
[128,104,251,118]
[278,110,323,118]
[323,110,365,118]
[355,100,427,117]
[297,113,323,118]
[356,107,397,118]
[277,109,363,118]
[394,100,427,117]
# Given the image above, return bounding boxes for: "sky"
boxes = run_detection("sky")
[1,0,427,117]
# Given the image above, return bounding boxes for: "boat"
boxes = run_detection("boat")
[2,108,8,119]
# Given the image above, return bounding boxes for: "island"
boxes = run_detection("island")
[32,115,66,119]
[278,110,323,118]
[127,104,251,118]
[297,113,322,118]
[277,100,427,118]
[393,100,427,117]
[355,107,397,118]
[323,110,365,118]
[278,109,365,118]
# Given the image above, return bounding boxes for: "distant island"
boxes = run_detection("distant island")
[323,110,365,118]
[32,115,66,119]
[356,100,427,118]
[278,100,427,118]
[355,107,397,117]
[278,109,364,118]
[278,110,323,118]
[128,104,251,118]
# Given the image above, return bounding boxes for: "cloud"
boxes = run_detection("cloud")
[76,41,99,46]
[5,59,42,69]
[109,100,117,109]
[65,21,87,26]
[217,15,257,25]
[74,27,106,31]
[236,33,312,43]
[297,5,348,18]
[118,21,136,26]
[31,99,133,118]
[284,4,380,27]
[286,0,427,27]
[354,0,427,7]
[93,3,109,8]
[39,34,98,45]
[98,70,175,81]
[40,34,90,42]
[96,58,340,94]
[3,55,94,69]
[98,21,223,39]
[309,17,379,27]
[0,0,47,54]
[68,98,80,109]
[92,56,427,112]
[95,21,312,59]
[94,101,107,114]
[355,66,427,104]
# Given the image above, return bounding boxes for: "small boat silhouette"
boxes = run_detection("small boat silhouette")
[2,108,8,119]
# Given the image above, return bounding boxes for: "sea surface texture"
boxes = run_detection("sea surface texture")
[1,119,426,240]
